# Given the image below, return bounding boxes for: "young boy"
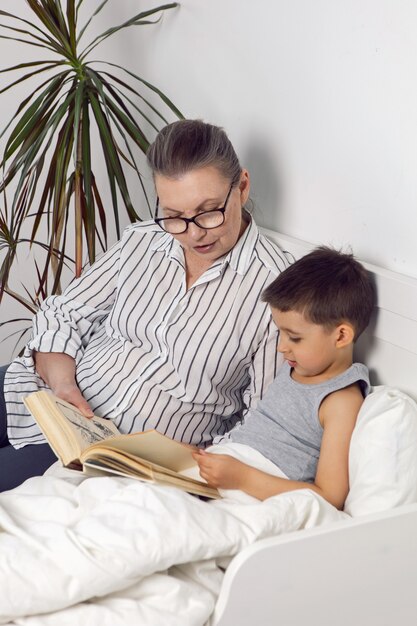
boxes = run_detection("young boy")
[193,246,376,510]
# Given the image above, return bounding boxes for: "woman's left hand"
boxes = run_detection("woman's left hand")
[191,450,248,489]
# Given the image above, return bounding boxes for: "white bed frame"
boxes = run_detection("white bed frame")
[213,229,417,626]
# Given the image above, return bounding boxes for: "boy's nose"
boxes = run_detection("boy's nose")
[277,337,286,353]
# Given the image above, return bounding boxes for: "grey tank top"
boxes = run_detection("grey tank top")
[221,361,370,482]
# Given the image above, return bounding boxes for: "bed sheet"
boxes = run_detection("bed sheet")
[0,457,347,626]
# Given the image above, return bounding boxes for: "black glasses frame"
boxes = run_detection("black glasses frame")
[154,184,234,234]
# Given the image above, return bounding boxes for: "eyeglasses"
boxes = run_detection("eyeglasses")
[154,184,234,234]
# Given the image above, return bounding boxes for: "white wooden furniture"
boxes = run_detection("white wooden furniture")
[213,229,417,626]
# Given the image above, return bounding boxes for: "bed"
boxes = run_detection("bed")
[1,229,416,626]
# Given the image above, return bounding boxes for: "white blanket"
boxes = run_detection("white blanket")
[0,449,347,626]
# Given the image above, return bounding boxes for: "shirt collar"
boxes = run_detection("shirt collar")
[224,216,259,275]
[150,229,185,265]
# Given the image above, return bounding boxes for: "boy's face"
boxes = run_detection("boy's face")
[271,308,347,381]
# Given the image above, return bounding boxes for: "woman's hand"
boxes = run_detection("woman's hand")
[34,352,94,418]
[192,450,249,489]
[51,382,94,418]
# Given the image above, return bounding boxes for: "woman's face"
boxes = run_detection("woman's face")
[154,166,250,265]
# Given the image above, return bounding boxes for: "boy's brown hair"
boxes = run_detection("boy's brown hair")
[262,246,376,341]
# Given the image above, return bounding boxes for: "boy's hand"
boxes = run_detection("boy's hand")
[192,450,248,489]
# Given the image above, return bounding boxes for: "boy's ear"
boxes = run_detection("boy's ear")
[335,322,355,348]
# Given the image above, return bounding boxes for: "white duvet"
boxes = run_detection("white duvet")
[0,448,347,626]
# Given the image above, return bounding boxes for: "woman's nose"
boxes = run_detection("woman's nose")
[187,222,206,239]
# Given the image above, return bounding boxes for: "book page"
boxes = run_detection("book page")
[82,458,219,499]
[24,391,120,466]
[54,399,118,446]
[83,430,196,472]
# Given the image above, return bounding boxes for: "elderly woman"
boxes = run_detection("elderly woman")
[0,119,288,491]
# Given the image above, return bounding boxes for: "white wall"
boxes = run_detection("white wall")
[1,0,417,359]
[126,0,417,277]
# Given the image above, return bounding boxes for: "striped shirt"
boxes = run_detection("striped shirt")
[5,218,288,448]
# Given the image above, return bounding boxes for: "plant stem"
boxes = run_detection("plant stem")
[74,108,83,277]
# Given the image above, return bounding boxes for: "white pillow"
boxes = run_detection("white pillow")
[344,385,417,517]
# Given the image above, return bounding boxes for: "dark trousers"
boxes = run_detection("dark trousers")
[0,364,57,492]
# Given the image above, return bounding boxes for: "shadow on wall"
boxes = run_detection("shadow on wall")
[353,308,379,386]
[242,139,287,231]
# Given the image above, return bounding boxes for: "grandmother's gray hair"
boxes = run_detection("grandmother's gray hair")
[146,119,242,186]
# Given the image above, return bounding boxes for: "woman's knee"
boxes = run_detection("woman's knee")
[0,442,57,492]
[0,364,10,447]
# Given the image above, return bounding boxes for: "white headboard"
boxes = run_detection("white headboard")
[262,228,417,401]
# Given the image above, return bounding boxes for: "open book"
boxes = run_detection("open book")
[23,391,219,499]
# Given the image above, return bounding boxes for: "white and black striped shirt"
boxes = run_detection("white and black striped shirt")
[5,219,288,448]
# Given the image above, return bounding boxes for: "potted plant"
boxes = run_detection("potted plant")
[0,0,182,350]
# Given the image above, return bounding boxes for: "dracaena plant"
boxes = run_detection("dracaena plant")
[0,0,182,344]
